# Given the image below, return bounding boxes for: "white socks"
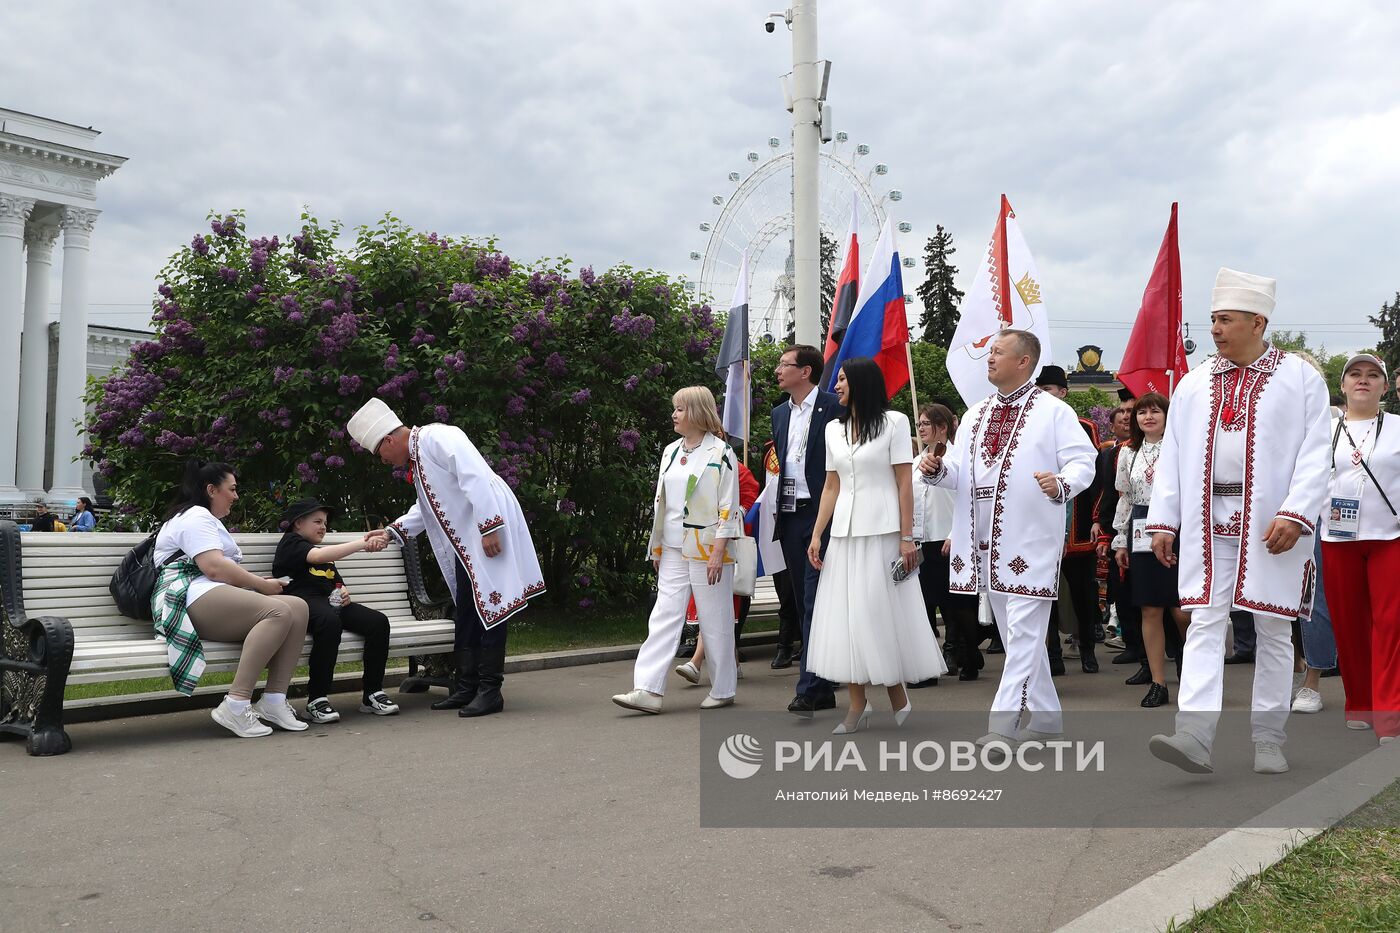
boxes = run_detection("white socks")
[226,697,251,713]
[262,692,286,708]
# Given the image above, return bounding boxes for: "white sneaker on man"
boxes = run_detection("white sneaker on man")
[1291,687,1324,713]
[211,698,273,738]
[612,689,663,714]
[253,697,309,731]
[674,662,701,685]
[1254,742,1289,774]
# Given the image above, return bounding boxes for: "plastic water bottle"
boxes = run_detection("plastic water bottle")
[328,586,346,608]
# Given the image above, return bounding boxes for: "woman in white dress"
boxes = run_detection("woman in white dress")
[806,357,946,733]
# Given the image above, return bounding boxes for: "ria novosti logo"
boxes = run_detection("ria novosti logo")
[717,733,764,779]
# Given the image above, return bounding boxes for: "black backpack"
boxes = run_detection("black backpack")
[110,532,177,621]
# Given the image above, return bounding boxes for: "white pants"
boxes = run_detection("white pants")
[1176,537,1292,750]
[633,547,737,699]
[987,591,1062,736]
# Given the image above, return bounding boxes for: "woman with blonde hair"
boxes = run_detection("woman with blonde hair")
[613,386,742,713]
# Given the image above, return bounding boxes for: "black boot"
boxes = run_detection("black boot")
[460,640,505,718]
[431,648,478,710]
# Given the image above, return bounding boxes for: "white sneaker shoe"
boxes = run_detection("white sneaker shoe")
[1346,719,1372,731]
[612,688,663,714]
[674,662,701,685]
[253,697,309,731]
[211,699,272,738]
[359,691,400,716]
[1254,741,1289,774]
[1291,687,1324,713]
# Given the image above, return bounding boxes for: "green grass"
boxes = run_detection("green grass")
[1173,779,1400,932]
[63,604,776,702]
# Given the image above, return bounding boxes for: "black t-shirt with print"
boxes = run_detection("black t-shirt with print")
[272,530,339,600]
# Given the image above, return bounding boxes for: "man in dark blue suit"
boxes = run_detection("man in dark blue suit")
[770,344,843,715]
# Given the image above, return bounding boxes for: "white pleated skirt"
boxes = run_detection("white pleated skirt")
[807,532,948,686]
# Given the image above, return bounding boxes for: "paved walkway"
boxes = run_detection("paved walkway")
[0,647,1360,931]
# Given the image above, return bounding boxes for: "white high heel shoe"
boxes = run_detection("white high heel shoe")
[894,698,913,727]
[832,703,873,735]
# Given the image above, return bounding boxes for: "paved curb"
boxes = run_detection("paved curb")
[1055,741,1400,932]
[65,631,779,724]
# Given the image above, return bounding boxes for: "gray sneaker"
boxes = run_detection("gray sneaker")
[253,697,309,732]
[211,699,273,738]
[1148,732,1214,773]
[1254,741,1289,774]
[1291,687,1323,714]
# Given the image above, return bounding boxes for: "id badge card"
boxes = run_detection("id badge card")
[1329,496,1361,540]
[1131,518,1154,554]
[780,477,798,513]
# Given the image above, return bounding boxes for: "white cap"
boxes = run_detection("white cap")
[347,398,403,453]
[1211,267,1277,319]
[1343,352,1388,380]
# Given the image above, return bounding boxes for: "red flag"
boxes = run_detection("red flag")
[1118,203,1188,397]
[823,196,860,367]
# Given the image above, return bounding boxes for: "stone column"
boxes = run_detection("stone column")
[17,217,60,497]
[47,206,100,504]
[0,194,37,505]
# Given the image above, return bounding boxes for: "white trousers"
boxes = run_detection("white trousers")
[633,547,737,699]
[987,591,1062,736]
[1176,537,1292,750]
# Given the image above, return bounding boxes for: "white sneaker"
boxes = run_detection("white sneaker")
[1291,687,1324,714]
[1291,672,1306,702]
[359,691,400,716]
[211,699,272,738]
[305,697,341,724]
[1104,636,1126,650]
[1254,741,1289,774]
[611,688,662,714]
[674,662,701,685]
[253,697,309,731]
[1346,720,1372,731]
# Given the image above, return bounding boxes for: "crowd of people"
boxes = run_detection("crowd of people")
[87,264,1395,772]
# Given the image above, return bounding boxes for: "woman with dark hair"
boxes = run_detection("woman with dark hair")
[152,459,310,738]
[806,358,945,733]
[914,402,983,682]
[1112,392,1188,707]
[69,496,97,532]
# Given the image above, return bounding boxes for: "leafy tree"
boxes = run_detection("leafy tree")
[84,212,723,607]
[1269,329,1356,396]
[1369,292,1400,402]
[819,231,838,342]
[889,341,961,422]
[916,225,964,345]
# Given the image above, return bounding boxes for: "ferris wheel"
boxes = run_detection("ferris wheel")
[684,133,916,343]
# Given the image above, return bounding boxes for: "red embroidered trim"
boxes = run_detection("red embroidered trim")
[1232,362,1281,611]
[1276,511,1316,534]
[950,555,965,575]
[1212,510,1242,537]
[961,398,993,587]
[981,402,1020,466]
[1144,524,1178,534]
[1008,555,1030,576]
[989,390,1057,598]
[478,514,505,534]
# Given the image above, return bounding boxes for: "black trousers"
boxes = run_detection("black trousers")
[1048,552,1100,660]
[772,569,801,649]
[453,562,509,657]
[1107,558,1143,657]
[305,598,391,700]
[918,541,981,672]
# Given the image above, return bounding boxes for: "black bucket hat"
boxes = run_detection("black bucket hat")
[283,497,335,526]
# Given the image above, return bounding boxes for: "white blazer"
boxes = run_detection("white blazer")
[825,410,914,538]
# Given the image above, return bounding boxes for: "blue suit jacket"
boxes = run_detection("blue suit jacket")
[770,389,842,537]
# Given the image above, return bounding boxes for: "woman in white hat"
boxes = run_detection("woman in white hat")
[1319,353,1400,743]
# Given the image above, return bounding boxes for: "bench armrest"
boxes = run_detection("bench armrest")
[0,521,74,755]
[399,535,454,620]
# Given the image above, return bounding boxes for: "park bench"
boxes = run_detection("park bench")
[0,522,453,756]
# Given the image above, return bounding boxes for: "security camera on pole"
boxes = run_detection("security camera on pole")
[766,2,830,346]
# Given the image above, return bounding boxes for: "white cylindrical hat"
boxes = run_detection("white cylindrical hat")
[347,398,403,452]
[1211,267,1277,319]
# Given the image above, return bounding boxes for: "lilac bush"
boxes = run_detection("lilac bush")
[85,211,724,603]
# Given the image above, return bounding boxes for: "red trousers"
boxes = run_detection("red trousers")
[1320,537,1400,737]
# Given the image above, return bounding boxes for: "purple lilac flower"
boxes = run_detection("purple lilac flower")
[434,405,449,422]
[191,234,209,256]
[545,352,568,377]
[297,462,319,484]
[449,282,477,304]
[578,597,594,609]
[505,396,527,417]
[618,429,640,452]
[311,452,324,462]
[578,575,592,587]
[326,455,345,469]
[218,266,238,284]
[249,248,268,275]
[558,499,577,515]
[624,375,640,392]
[212,216,238,237]
[475,252,512,279]
[570,389,591,405]
[117,428,147,447]
[578,266,596,286]
[384,343,400,370]
[158,284,174,298]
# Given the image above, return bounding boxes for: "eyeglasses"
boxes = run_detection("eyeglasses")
[915,420,933,428]
[775,362,799,370]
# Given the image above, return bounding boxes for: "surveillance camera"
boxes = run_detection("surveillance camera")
[765,20,775,32]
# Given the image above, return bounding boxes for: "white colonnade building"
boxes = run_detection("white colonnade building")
[0,108,126,510]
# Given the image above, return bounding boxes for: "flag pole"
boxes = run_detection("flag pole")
[742,359,751,467]
[905,343,920,425]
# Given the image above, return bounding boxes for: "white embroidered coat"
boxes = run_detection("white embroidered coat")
[927,384,1098,599]
[388,424,546,628]
[1145,347,1331,619]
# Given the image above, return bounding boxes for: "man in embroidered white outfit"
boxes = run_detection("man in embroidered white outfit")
[1146,268,1330,775]
[351,399,546,718]
[921,330,1097,745]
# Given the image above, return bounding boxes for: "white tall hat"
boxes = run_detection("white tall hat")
[1211,267,1277,319]
[347,398,403,452]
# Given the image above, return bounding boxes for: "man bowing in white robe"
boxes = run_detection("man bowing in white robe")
[921,330,1097,746]
[351,399,546,718]
[1145,268,1330,775]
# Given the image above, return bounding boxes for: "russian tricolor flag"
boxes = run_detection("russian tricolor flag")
[824,215,910,398]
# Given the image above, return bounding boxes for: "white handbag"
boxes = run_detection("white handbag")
[730,536,758,597]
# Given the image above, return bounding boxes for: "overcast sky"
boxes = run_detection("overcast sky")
[5,1,1398,370]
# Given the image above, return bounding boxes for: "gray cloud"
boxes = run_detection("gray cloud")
[4,0,1396,368]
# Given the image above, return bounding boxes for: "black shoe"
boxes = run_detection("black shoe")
[1094,623,1106,644]
[908,678,939,689]
[460,640,505,718]
[1224,652,1255,665]
[1081,652,1099,674]
[1140,682,1170,708]
[1113,652,1146,665]
[1125,663,1153,686]
[770,645,795,669]
[958,669,979,682]
[1049,658,1065,677]
[431,648,478,710]
[787,694,837,716]
[459,688,503,717]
